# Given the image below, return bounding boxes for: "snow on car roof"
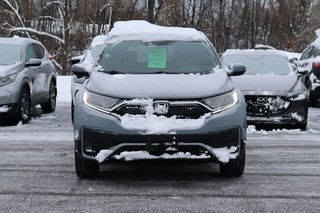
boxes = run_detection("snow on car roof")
[89,35,108,47]
[224,48,301,60]
[107,20,206,42]
[223,49,287,58]
[311,29,320,48]
[0,36,38,46]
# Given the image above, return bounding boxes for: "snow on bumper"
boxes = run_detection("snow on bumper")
[95,146,238,164]
[75,126,243,163]
[73,91,246,163]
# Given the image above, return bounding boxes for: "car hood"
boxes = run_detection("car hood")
[85,70,234,99]
[231,74,298,96]
[0,64,21,77]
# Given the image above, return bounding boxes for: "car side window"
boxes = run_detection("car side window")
[300,46,314,60]
[32,43,45,59]
[26,44,37,61]
[313,47,320,57]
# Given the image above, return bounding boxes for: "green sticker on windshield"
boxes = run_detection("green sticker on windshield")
[148,47,166,69]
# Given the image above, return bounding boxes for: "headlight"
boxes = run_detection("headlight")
[0,73,16,86]
[83,89,120,111]
[202,90,238,112]
[287,82,308,101]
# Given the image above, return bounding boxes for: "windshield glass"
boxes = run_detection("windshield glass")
[0,44,21,65]
[99,41,219,74]
[86,45,104,61]
[222,54,291,75]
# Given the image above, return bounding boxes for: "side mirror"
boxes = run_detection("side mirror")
[290,58,298,64]
[70,64,89,78]
[297,67,308,75]
[25,58,41,67]
[228,63,246,76]
[70,55,83,65]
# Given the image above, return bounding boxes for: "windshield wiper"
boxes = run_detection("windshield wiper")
[99,70,123,75]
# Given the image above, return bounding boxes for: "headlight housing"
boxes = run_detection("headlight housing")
[83,89,120,112]
[0,73,16,86]
[287,82,308,101]
[202,89,238,113]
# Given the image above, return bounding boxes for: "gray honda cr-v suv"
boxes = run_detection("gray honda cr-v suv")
[72,21,247,179]
[0,37,57,125]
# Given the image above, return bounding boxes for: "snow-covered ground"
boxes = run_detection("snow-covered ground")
[56,76,72,103]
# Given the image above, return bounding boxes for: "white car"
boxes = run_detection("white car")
[71,35,108,122]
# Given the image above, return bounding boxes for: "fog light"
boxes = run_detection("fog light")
[84,146,96,154]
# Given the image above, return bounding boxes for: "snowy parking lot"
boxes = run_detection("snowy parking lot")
[0,77,320,212]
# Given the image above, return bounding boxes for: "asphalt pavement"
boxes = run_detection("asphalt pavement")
[0,103,319,212]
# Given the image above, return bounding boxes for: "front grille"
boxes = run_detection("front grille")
[112,102,210,119]
[245,96,290,115]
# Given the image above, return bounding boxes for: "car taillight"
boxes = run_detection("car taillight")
[49,55,55,61]
[312,62,320,70]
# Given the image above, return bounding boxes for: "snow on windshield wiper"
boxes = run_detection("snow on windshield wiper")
[155,71,171,74]
[100,70,123,75]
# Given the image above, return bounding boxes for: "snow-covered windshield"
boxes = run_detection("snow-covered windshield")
[99,40,219,74]
[0,44,21,65]
[86,45,105,61]
[223,54,291,75]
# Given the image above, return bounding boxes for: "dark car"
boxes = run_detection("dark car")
[222,49,309,130]
[0,36,57,125]
[298,36,320,106]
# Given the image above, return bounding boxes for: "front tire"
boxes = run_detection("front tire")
[220,146,245,177]
[75,151,99,179]
[15,87,31,124]
[41,80,57,113]
[309,93,318,107]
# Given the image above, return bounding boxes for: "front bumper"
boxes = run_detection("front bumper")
[75,126,243,163]
[0,82,20,106]
[73,89,247,163]
[247,98,308,125]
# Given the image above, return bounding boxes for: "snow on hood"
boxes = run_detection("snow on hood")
[231,74,298,95]
[0,63,20,77]
[86,70,234,99]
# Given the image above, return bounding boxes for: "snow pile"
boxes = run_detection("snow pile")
[95,150,113,163]
[247,125,320,135]
[121,114,209,134]
[114,151,210,161]
[211,146,238,163]
[108,20,205,42]
[0,105,10,113]
[57,76,72,103]
[290,112,303,122]
[119,98,210,134]
[95,147,238,163]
